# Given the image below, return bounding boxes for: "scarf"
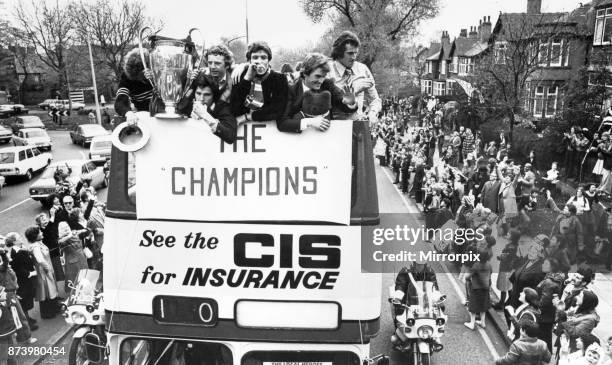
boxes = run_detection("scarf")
[245,68,271,110]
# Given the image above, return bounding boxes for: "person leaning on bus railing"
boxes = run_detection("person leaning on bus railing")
[276,52,358,133]
[229,41,289,125]
[327,31,381,125]
[176,73,237,144]
[187,44,236,104]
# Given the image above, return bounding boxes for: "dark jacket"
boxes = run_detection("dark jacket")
[114,73,154,116]
[277,78,357,133]
[40,222,60,258]
[10,248,37,311]
[536,273,564,324]
[395,264,438,306]
[509,260,546,308]
[469,262,492,289]
[176,99,237,144]
[495,336,551,365]
[498,243,519,272]
[230,69,288,122]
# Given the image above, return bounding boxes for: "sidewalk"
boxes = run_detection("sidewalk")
[18,283,74,365]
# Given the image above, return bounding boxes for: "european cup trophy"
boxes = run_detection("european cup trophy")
[138,27,204,119]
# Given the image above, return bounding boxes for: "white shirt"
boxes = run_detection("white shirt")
[327,60,381,119]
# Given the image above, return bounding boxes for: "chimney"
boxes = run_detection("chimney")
[527,0,541,14]
[480,16,492,42]
[469,26,478,39]
[441,30,450,42]
[460,29,468,38]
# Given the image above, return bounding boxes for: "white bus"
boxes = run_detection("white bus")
[102,113,383,365]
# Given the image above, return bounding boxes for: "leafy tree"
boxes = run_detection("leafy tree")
[300,0,439,68]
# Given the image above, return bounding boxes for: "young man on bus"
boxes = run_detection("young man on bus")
[230,41,288,124]
[178,73,237,144]
[189,45,235,103]
[327,31,381,124]
[277,52,357,133]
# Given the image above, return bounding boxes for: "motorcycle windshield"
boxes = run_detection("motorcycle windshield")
[414,281,436,315]
[68,269,102,306]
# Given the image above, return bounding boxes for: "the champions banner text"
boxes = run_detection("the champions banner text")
[134,113,353,225]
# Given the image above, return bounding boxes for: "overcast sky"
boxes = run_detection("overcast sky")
[0,0,591,48]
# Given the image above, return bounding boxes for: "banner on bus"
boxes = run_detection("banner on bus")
[135,115,353,225]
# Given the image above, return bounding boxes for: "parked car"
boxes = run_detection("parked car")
[0,125,12,144]
[88,135,112,164]
[38,99,58,110]
[49,99,86,110]
[11,116,45,134]
[70,124,110,147]
[0,104,28,118]
[0,146,52,181]
[12,128,52,151]
[29,159,106,205]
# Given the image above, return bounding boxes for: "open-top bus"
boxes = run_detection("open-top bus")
[103,112,382,365]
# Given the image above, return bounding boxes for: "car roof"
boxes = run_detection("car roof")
[18,116,43,122]
[0,146,40,153]
[20,128,46,133]
[79,123,104,128]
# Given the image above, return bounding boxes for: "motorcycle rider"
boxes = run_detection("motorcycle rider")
[393,255,440,316]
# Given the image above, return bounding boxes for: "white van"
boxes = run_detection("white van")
[0,146,52,180]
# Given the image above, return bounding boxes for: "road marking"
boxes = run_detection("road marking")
[0,198,30,215]
[380,165,501,360]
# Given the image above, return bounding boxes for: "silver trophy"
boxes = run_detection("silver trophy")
[138,27,204,119]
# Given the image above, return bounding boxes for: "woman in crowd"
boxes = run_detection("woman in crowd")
[23,227,59,319]
[464,249,492,330]
[508,243,546,309]
[536,258,564,352]
[57,222,88,293]
[556,290,600,353]
[5,233,38,330]
[493,229,520,310]
[506,287,541,341]
[543,234,571,274]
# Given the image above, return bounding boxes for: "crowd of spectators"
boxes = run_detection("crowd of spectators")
[374,95,612,364]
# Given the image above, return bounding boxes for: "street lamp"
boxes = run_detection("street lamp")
[227,35,247,47]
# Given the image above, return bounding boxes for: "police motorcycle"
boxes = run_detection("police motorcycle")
[388,279,447,365]
[61,269,106,365]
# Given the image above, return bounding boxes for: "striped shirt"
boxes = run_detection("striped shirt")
[114,73,154,116]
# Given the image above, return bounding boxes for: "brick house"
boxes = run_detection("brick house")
[420,31,453,96]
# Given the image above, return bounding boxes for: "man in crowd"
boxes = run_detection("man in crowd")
[326,31,381,124]
[230,41,289,124]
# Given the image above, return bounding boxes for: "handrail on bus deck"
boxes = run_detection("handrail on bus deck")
[106,119,380,226]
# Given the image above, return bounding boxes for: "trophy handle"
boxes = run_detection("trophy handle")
[138,27,155,88]
[183,28,206,97]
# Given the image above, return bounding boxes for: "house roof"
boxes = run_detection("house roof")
[453,37,480,57]
[464,42,489,57]
[423,43,442,60]
[441,39,453,59]
[491,12,567,43]
[535,3,592,37]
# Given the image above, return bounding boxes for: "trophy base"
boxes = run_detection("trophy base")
[154,113,186,119]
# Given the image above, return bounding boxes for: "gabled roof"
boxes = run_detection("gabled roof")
[453,37,479,57]
[535,3,592,37]
[491,12,567,43]
[464,42,489,57]
[423,43,442,60]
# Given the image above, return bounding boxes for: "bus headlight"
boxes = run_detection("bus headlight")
[417,325,434,339]
[71,312,86,325]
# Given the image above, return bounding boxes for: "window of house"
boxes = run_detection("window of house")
[550,39,563,66]
[534,86,545,116]
[594,8,612,45]
[458,58,473,75]
[440,60,447,75]
[434,82,445,96]
[539,41,549,66]
[450,57,458,73]
[546,86,558,116]
[422,80,432,94]
[427,62,433,74]
[446,80,455,95]
[495,43,507,64]
[562,41,570,66]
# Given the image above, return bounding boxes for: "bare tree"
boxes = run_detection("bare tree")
[471,13,565,146]
[300,0,439,68]
[71,0,154,82]
[14,0,76,99]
